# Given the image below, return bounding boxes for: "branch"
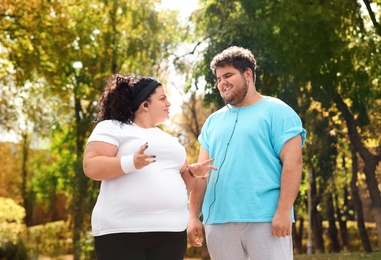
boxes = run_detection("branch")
[172,40,206,63]
[362,0,381,36]
[332,90,380,162]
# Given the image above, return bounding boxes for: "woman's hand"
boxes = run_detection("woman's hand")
[132,142,156,169]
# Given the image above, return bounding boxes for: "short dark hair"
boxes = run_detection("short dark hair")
[210,46,256,82]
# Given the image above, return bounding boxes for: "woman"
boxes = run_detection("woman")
[83,74,216,260]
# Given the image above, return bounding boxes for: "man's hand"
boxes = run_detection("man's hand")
[271,209,292,237]
[187,159,217,179]
[187,217,204,247]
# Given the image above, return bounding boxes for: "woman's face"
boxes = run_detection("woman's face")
[146,86,171,125]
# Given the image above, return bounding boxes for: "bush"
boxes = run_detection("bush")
[0,240,28,260]
[27,220,73,258]
[0,197,28,259]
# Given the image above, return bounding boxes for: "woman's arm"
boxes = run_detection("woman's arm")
[83,141,122,181]
[83,141,156,181]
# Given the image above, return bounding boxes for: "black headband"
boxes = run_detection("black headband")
[131,80,161,112]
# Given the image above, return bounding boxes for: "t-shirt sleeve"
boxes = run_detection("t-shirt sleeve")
[198,117,211,152]
[272,106,306,156]
[86,120,122,147]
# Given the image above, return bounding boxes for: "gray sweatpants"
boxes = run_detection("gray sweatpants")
[205,222,293,260]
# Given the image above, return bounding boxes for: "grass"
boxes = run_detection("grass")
[294,251,381,260]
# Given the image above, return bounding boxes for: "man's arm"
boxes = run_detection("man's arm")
[272,134,303,237]
[187,146,210,247]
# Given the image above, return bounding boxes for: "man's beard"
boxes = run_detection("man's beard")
[222,80,249,107]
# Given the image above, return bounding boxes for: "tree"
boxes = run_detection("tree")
[350,145,373,252]
[0,142,22,202]
[172,91,216,162]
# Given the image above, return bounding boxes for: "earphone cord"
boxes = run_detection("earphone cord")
[204,106,240,224]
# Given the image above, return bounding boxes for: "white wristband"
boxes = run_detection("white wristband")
[120,155,137,174]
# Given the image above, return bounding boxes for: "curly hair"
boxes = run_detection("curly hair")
[96,74,160,124]
[210,46,257,82]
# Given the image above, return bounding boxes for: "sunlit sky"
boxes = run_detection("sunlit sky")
[160,0,199,18]
[158,0,201,119]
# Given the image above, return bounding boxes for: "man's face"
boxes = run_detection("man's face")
[215,65,248,106]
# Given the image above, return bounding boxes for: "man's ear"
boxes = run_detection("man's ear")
[244,68,253,81]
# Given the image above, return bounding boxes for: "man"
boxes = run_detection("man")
[187,46,306,259]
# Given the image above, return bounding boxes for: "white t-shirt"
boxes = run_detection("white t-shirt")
[87,120,189,236]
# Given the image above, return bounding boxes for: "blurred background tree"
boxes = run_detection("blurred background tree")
[0,0,380,259]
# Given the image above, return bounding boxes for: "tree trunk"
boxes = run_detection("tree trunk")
[310,172,325,253]
[336,189,349,250]
[292,218,304,254]
[72,74,93,259]
[333,91,381,250]
[21,132,33,226]
[336,155,349,250]
[326,193,340,253]
[350,146,372,252]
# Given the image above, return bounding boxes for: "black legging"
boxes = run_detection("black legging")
[94,230,187,260]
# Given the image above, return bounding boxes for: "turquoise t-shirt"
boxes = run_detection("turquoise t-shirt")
[198,96,306,224]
